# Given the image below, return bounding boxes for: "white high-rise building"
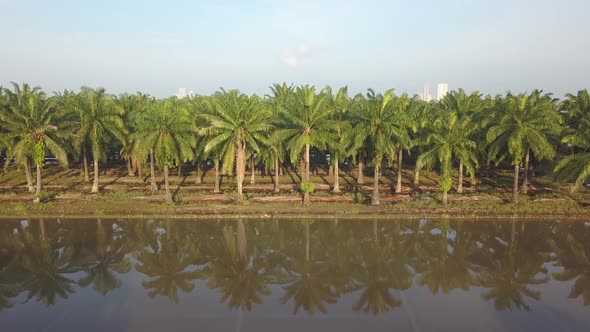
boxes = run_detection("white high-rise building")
[437,83,449,101]
[421,83,432,102]
[176,88,187,99]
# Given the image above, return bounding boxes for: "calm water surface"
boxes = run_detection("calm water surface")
[0,218,589,331]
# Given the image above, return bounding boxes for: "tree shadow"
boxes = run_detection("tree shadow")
[173,176,188,200]
[285,167,301,183]
[318,175,331,187]
[100,175,125,191]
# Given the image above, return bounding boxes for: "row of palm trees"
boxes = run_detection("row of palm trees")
[1,219,588,313]
[1,82,589,204]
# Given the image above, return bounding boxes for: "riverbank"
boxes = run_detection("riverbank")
[1,165,588,220]
[0,192,587,220]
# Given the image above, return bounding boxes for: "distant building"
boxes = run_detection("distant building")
[176,88,187,99]
[421,83,432,102]
[437,83,449,101]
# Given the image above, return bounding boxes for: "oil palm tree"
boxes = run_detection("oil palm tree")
[277,85,333,205]
[117,93,151,177]
[265,82,294,193]
[130,98,196,203]
[55,90,86,179]
[1,88,29,190]
[390,93,421,194]
[351,89,401,205]
[554,89,590,190]
[437,89,486,193]
[1,83,69,200]
[416,102,479,204]
[411,98,436,186]
[201,89,271,201]
[77,87,125,193]
[324,85,352,193]
[487,91,562,203]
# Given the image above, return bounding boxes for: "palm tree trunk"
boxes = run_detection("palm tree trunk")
[457,161,463,193]
[413,166,420,186]
[91,157,99,193]
[150,149,157,192]
[178,160,183,177]
[522,148,530,194]
[512,164,519,204]
[396,148,403,193]
[24,160,34,192]
[34,163,42,202]
[274,156,280,193]
[126,158,134,177]
[83,146,89,182]
[236,143,245,200]
[371,161,380,206]
[164,165,172,204]
[357,154,364,184]
[214,160,221,193]
[442,190,448,204]
[303,143,311,205]
[250,155,255,184]
[137,160,143,178]
[195,161,202,184]
[470,173,477,190]
[333,156,340,193]
[298,158,305,178]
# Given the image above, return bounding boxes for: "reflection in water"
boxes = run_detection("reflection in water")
[0,218,590,327]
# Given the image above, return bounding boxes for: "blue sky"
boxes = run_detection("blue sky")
[1,0,589,97]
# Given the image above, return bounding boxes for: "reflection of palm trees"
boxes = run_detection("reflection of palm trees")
[18,220,80,306]
[0,255,21,311]
[78,219,131,295]
[351,220,412,315]
[0,223,22,311]
[280,222,339,315]
[135,220,200,304]
[418,221,474,294]
[281,221,338,315]
[204,220,271,311]
[474,221,549,311]
[551,223,590,306]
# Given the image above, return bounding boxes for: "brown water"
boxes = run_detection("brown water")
[0,218,589,331]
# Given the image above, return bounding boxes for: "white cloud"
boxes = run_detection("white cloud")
[298,45,311,56]
[280,45,312,68]
[281,55,298,68]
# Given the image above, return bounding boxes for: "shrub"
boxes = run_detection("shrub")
[351,192,365,204]
[36,191,57,203]
[172,192,183,204]
[300,181,316,193]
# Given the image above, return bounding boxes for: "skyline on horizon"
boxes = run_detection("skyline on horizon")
[1,0,589,98]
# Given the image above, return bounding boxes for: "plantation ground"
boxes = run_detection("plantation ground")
[0,163,588,220]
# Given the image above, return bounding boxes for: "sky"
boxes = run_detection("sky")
[1,0,589,98]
